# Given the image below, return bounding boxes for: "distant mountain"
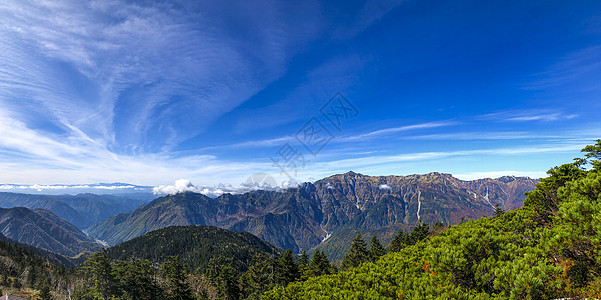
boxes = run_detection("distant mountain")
[0,207,102,257]
[0,192,150,229]
[106,225,280,274]
[88,172,538,254]
[0,182,154,195]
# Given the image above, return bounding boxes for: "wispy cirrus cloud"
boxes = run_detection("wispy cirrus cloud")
[525,45,601,90]
[339,121,459,142]
[0,0,322,154]
[479,109,578,123]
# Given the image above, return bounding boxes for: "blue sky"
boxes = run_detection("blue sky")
[0,0,599,188]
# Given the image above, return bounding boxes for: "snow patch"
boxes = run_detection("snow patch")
[321,224,332,242]
[416,190,422,220]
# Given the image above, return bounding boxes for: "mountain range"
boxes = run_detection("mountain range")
[87,172,538,255]
[0,207,101,257]
[0,192,150,229]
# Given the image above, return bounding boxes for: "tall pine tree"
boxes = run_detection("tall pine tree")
[369,235,386,262]
[297,251,310,281]
[277,249,299,286]
[159,256,194,300]
[82,250,116,299]
[309,250,331,277]
[341,232,370,270]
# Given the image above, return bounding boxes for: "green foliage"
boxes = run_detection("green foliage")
[82,250,116,299]
[206,258,240,300]
[341,232,370,270]
[240,255,278,300]
[309,250,332,277]
[262,141,601,299]
[160,256,195,300]
[389,221,430,252]
[369,235,386,262]
[277,250,299,285]
[39,283,52,300]
[106,225,280,275]
[297,251,310,281]
[494,203,505,218]
[113,259,159,299]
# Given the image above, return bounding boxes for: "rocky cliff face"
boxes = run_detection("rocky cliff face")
[88,172,538,253]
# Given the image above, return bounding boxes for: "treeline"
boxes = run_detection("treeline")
[71,225,425,299]
[104,225,280,276]
[265,140,601,299]
[0,238,76,299]
[1,213,437,299]
[74,249,330,299]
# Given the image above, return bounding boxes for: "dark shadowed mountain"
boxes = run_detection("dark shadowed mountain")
[88,172,537,254]
[0,192,150,229]
[0,207,102,257]
[106,225,280,274]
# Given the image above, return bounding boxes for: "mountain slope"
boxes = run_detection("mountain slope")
[264,144,601,299]
[88,172,537,253]
[0,192,149,229]
[105,225,281,274]
[0,207,101,257]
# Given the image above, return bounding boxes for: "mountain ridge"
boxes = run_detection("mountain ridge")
[0,192,150,228]
[105,225,281,274]
[87,172,538,253]
[0,207,102,257]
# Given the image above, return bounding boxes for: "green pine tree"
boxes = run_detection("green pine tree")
[494,203,505,218]
[309,250,331,277]
[368,235,386,262]
[159,256,194,300]
[341,232,370,270]
[297,251,310,281]
[113,259,159,299]
[239,255,277,300]
[277,249,299,286]
[389,222,430,252]
[39,283,52,300]
[82,250,116,299]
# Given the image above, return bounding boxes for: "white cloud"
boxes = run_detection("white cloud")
[453,171,547,181]
[480,109,578,123]
[152,177,304,197]
[378,184,391,190]
[339,121,459,142]
[153,179,200,195]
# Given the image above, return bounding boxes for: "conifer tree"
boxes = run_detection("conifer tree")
[159,256,194,300]
[389,222,430,252]
[309,250,331,277]
[82,250,116,299]
[239,255,277,299]
[368,235,386,262]
[277,249,299,286]
[297,251,310,281]
[341,232,370,270]
[494,203,505,218]
[39,283,52,300]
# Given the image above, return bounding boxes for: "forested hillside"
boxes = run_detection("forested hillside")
[264,140,601,299]
[0,233,76,299]
[105,225,281,274]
